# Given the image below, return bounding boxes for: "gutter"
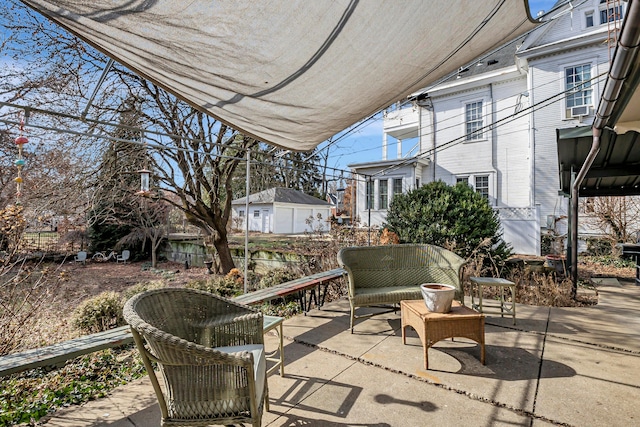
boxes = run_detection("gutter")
[569,0,640,291]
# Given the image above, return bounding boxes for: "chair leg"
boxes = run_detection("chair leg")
[350,304,355,334]
[264,377,270,412]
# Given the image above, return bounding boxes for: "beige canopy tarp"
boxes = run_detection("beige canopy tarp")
[20,0,537,150]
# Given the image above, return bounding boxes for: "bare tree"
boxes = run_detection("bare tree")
[102,76,258,273]
[580,196,640,247]
[117,197,170,268]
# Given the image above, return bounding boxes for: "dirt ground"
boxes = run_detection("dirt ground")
[25,260,213,348]
[56,260,210,304]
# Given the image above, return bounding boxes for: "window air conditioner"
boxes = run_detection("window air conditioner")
[570,105,589,117]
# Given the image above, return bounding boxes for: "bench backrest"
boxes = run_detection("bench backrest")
[337,244,466,300]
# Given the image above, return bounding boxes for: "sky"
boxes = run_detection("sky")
[324,0,561,175]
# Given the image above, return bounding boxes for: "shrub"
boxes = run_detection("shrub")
[0,205,27,255]
[384,181,511,266]
[186,269,244,298]
[121,280,166,302]
[71,291,125,334]
[258,267,303,289]
[585,237,614,256]
[0,262,65,356]
[259,301,300,318]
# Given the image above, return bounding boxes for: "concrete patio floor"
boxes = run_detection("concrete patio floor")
[43,278,640,427]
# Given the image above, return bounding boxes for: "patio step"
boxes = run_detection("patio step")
[0,268,346,377]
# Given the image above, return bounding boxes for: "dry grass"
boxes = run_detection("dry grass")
[462,254,636,308]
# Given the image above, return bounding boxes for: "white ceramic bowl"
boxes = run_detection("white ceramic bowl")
[420,283,456,313]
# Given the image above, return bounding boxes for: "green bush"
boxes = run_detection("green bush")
[71,291,125,334]
[121,280,166,302]
[259,301,300,318]
[585,237,614,256]
[186,275,242,298]
[384,180,511,263]
[258,267,303,289]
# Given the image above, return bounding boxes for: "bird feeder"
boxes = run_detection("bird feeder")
[137,168,152,195]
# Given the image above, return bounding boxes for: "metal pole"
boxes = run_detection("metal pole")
[244,150,250,294]
[368,176,372,245]
[81,58,114,119]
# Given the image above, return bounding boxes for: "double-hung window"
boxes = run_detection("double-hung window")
[475,176,489,199]
[565,64,592,116]
[365,180,374,210]
[465,101,483,141]
[393,178,403,197]
[379,179,388,210]
[585,11,594,27]
[456,176,470,186]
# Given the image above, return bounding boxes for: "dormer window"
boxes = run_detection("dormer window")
[585,11,594,27]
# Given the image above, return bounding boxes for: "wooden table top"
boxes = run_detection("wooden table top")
[401,300,483,320]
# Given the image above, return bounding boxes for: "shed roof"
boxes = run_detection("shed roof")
[232,188,331,206]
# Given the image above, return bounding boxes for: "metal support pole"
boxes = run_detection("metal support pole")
[81,58,114,119]
[367,176,372,246]
[244,150,250,294]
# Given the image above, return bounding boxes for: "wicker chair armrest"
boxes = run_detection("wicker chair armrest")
[135,324,256,367]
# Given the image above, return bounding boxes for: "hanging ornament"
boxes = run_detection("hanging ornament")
[14,113,28,205]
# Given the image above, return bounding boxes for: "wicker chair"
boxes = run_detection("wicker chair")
[123,288,268,427]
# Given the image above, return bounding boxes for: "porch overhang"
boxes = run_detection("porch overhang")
[557,127,640,198]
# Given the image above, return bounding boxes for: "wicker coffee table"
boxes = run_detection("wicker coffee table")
[401,300,485,370]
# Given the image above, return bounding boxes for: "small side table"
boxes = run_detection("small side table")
[401,300,485,370]
[470,277,516,325]
[263,315,285,376]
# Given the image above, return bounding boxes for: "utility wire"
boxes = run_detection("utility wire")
[372,71,608,176]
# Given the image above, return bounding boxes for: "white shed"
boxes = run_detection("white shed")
[231,188,332,234]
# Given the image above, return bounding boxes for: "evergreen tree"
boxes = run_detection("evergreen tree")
[384,181,511,263]
[87,97,148,252]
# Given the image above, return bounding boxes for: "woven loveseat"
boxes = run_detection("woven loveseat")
[123,288,268,427]
[337,244,466,332]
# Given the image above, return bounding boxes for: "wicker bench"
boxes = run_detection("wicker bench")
[337,244,466,333]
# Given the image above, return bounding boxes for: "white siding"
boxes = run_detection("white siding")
[246,204,271,232]
[427,75,530,208]
[528,43,609,221]
[352,164,418,227]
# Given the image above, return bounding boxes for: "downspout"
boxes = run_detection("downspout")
[416,96,436,181]
[429,102,436,182]
[489,83,498,205]
[569,0,640,294]
[569,130,599,293]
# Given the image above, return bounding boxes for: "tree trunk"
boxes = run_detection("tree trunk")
[150,235,158,268]
[213,235,235,274]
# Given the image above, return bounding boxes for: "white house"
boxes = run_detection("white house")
[349,0,625,255]
[231,187,332,234]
